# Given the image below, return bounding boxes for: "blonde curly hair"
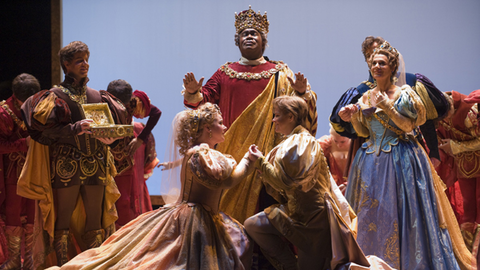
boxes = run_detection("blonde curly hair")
[176,103,221,155]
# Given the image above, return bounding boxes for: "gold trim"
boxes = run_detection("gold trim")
[415,82,438,120]
[367,91,404,136]
[82,103,134,138]
[1,103,26,131]
[219,61,286,81]
[384,220,399,269]
[57,85,87,104]
[440,120,474,142]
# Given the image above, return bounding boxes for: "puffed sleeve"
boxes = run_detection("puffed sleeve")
[100,90,129,125]
[21,90,80,145]
[189,145,255,190]
[349,97,371,138]
[376,86,427,133]
[188,146,236,189]
[256,131,323,193]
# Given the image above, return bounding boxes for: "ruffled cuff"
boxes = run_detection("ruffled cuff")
[182,87,203,104]
[294,88,313,101]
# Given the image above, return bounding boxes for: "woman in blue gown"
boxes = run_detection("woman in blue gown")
[339,41,471,270]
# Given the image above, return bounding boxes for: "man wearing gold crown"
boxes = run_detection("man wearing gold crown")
[182,6,318,224]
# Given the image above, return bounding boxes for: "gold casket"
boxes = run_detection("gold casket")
[81,103,133,138]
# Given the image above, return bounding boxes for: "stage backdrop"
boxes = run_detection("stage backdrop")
[63,0,480,196]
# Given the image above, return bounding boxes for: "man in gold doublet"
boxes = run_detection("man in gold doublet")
[19,41,127,267]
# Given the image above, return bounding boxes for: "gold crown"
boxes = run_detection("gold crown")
[374,41,399,57]
[235,6,269,34]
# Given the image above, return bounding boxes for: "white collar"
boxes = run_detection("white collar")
[238,56,267,66]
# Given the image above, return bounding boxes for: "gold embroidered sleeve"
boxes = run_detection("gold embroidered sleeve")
[451,138,480,155]
[375,87,426,133]
[255,156,290,192]
[350,109,369,138]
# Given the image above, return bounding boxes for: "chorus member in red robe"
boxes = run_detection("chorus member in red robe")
[436,90,480,255]
[106,80,160,227]
[317,125,351,192]
[0,73,40,270]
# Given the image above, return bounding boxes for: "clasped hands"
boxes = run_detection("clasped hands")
[338,104,359,122]
[339,91,388,122]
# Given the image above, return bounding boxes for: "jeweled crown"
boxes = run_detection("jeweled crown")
[188,109,200,138]
[374,41,399,57]
[235,5,269,34]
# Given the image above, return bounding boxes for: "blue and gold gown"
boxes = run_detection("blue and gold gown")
[345,86,469,270]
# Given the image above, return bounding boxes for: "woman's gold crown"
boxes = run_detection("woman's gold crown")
[235,5,269,34]
[373,41,399,57]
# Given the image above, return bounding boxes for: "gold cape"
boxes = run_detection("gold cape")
[17,140,120,267]
[218,66,317,223]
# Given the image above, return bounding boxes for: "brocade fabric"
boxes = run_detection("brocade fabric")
[47,146,251,270]
[345,87,468,270]
[185,60,318,223]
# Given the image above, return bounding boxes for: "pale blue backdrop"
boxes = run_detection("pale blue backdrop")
[63,0,480,195]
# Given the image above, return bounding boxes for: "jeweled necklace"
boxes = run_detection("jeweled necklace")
[220,61,286,81]
[56,85,87,104]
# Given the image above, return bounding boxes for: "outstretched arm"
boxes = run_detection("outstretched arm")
[183,72,205,94]
[182,72,205,105]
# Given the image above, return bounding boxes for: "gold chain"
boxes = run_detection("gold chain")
[56,85,87,104]
[220,61,286,81]
[362,80,376,89]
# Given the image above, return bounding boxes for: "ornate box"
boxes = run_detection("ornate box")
[81,103,134,138]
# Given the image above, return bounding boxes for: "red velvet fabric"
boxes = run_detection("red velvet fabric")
[184,62,277,129]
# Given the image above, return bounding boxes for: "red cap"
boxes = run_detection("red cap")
[132,90,151,118]
[464,89,480,103]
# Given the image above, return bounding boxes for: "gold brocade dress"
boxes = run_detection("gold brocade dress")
[48,145,252,270]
